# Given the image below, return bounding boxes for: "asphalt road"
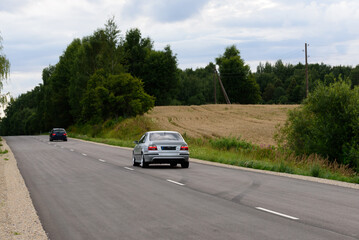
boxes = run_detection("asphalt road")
[5,135,359,240]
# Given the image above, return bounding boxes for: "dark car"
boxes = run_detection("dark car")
[133,131,189,168]
[49,128,67,141]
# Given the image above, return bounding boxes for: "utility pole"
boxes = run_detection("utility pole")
[305,43,309,98]
[214,67,231,104]
[213,69,217,104]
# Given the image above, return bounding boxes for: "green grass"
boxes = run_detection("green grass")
[0,149,8,155]
[188,137,359,184]
[68,116,359,185]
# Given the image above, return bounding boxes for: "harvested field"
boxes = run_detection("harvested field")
[146,104,298,146]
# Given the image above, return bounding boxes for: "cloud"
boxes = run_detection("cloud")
[122,0,210,22]
[0,0,32,12]
[3,70,43,97]
[1,0,359,98]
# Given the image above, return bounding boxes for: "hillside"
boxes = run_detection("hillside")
[146,104,298,146]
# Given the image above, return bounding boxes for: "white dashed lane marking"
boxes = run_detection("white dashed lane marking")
[256,207,299,220]
[166,179,185,186]
[99,159,106,163]
[82,153,87,156]
[124,167,134,171]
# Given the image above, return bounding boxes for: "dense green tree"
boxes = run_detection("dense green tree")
[0,86,42,135]
[81,69,154,122]
[141,46,179,105]
[123,28,153,78]
[216,45,261,103]
[263,83,274,103]
[277,79,359,171]
[350,65,359,87]
[256,72,278,93]
[273,87,286,103]
[177,63,215,105]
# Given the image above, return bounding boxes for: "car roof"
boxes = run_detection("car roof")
[146,131,180,134]
[52,128,66,131]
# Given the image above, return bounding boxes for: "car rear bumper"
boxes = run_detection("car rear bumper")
[144,153,189,164]
[50,136,67,141]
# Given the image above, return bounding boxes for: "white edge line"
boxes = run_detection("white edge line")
[256,207,299,220]
[166,179,185,186]
[99,159,106,163]
[82,153,87,156]
[124,167,134,171]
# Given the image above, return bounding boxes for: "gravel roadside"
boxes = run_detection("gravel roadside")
[0,138,48,240]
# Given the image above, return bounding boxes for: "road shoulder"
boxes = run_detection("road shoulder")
[0,138,48,240]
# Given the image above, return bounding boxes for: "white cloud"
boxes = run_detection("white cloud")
[2,70,43,98]
[1,0,359,98]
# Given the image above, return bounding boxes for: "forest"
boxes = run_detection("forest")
[1,18,359,136]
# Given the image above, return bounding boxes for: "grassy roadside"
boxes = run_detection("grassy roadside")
[67,116,359,184]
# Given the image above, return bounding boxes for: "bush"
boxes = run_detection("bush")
[276,79,359,172]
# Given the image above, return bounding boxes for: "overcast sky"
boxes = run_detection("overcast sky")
[1,0,359,98]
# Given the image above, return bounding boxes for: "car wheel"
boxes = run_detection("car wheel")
[170,163,177,167]
[140,154,148,168]
[133,155,139,166]
[181,162,189,168]
[50,139,53,141]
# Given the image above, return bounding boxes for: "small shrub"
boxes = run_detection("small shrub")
[278,162,294,174]
[310,165,321,177]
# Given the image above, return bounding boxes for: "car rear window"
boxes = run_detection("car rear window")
[149,132,182,141]
[54,130,66,134]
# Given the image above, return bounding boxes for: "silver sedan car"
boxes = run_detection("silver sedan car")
[132,131,189,168]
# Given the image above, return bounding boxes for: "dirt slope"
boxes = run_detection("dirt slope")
[146,104,298,146]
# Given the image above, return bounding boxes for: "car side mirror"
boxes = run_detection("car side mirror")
[134,140,139,144]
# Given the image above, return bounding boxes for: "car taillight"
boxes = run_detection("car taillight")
[63,133,67,136]
[52,133,56,136]
[180,145,188,151]
[148,145,158,151]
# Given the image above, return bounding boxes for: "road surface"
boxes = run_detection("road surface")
[5,135,359,240]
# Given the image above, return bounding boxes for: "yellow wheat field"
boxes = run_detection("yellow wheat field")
[146,104,298,146]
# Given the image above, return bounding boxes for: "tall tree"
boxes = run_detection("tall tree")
[0,33,10,105]
[350,65,359,87]
[216,45,261,103]
[123,28,153,78]
[141,46,179,105]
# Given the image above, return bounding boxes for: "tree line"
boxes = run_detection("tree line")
[1,18,359,136]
